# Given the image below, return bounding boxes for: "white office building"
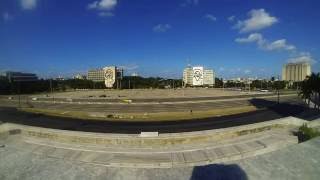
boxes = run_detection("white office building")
[282,62,311,82]
[183,66,215,87]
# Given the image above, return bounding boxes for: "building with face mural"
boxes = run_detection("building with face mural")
[87,66,123,88]
[183,66,215,87]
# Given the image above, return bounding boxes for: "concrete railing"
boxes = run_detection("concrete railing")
[0,116,311,148]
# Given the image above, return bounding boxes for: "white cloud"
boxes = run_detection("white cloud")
[21,0,37,10]
[3,12,13,21]
[287,53,316,64]
[88,0,117,17]
[88,0,117,10]
[234,9,278,33]
[235,33,295,51]
[153,24,171,33]
[204,14,217,21]
[235,33,265,45]
[228,15,235,22]
[264,39,295,51]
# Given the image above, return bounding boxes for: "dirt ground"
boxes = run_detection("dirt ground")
[33,88,267,99]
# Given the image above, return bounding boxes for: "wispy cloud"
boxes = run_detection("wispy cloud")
[287,52,316,64]
[3,12,13,21]
[88,0,117,17]
[20,0,38,10]
[244,69,251,74]
[180,0,199,7]
[153,24,171,33]
[235,33,296,51]
[234,9,278,33]
[88,0,117,10]
[204,14,217,22]
[228,15,235,22]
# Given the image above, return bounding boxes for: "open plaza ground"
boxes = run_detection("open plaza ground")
[32,88,269,99]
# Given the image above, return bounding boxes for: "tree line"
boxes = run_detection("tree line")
[0,74,308,95]
[0,76,183,94]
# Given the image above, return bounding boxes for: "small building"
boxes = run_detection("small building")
[6,71,38,83]
[73,74,87,80]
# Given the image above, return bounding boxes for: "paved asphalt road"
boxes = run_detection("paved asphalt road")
[0,92,293,103]
[0,97,319,134]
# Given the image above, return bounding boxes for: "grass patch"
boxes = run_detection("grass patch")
[296,123,320,142]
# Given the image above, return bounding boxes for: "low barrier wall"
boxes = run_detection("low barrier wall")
[0,116,310,148]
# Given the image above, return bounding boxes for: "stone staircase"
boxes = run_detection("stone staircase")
[7,128,298,168]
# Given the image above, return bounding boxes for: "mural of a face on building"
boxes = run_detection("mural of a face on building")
[193,70,202,81]
[103,67,116,88]
[192,66,204,86]
[105,69,114,81]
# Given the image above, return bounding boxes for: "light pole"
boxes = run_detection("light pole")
[277,75,280,104]
[49,78,54,102]
[18,81,21,108]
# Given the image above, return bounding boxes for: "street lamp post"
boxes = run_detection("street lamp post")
[18,81,21,108]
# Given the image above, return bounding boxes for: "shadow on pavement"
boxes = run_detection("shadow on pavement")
[190,164,248,180]
[249,98,320,120]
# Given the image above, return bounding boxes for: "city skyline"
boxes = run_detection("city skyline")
[1,0,319,78]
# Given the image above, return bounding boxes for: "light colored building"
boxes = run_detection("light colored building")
[73,74,86,80]
[103,66,116,88]
[87,69,104,82]
[131,72,139,77]
[87,66,123,88]
[282,62,311,82]
[183,66,193,86]
[183,66,215,87]
[203,69,215,86]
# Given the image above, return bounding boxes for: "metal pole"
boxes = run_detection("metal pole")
[50,79,54,102]
[129,79,131,89]
[18,81,21,108]
[277,75,280,104]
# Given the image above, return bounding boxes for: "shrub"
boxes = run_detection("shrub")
[297,123,320,142]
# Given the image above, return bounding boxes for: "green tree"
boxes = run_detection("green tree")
[299,73,320,108]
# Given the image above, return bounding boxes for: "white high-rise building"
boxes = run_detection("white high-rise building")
[282,62,311,82]
[203,69,215,86]
[183,66,215,87]
[183,66,193,86]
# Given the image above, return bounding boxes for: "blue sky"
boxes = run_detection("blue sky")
[0,0,319,79]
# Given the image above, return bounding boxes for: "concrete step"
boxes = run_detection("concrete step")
[8,129,298,168]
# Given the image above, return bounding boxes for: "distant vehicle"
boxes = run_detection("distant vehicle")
[260,89,269,92]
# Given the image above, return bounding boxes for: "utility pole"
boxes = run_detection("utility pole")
[222,79,224,91]
[50,79,54,102]
[18,81,21,108]
[277,75,280,104]
[129,79,131,89]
